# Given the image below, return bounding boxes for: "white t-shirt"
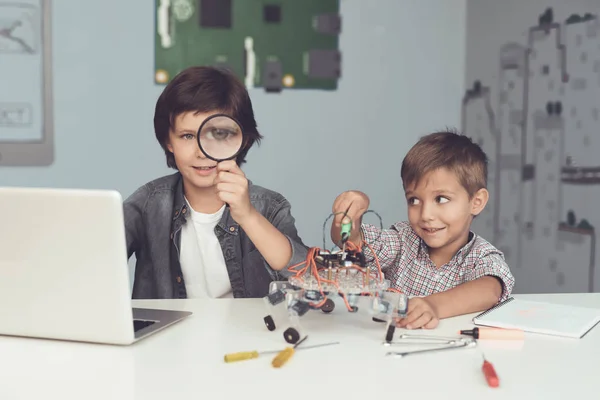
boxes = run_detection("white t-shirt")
[179,198,233,298]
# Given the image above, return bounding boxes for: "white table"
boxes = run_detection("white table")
[0,293,598,399]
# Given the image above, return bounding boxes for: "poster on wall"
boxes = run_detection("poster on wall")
[0,0,54,166]
[153,0,342,93]
[463,4,600,293]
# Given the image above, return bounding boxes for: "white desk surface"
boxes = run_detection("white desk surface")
[0,293,598,399]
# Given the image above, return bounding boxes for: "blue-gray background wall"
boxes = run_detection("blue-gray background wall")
[1,0,466,284]
[465,0,600,294]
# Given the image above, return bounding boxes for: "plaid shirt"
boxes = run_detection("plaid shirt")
[361,221,515,302]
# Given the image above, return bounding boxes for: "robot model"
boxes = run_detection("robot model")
[261,207,408,344]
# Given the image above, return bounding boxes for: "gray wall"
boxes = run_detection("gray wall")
[1,0,466,282]
[465,0,600,293]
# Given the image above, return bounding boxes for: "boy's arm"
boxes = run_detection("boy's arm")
[122,186,149,259]
[426,275,505,319]
[238,196,308,275]
[425,252,515,319]
[398,253,514,329]
[429,253,514,318]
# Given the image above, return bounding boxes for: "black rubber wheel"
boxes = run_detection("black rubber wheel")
[385,324,396,343]
[264,315,276,331]
[372,316,386,323]
[321,298,335,313]
[283,327,300,344]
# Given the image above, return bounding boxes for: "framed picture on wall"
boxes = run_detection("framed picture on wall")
[0,0,54,166]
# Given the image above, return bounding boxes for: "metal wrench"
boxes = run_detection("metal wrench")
[382,333,470,346]
[385,339,477,358]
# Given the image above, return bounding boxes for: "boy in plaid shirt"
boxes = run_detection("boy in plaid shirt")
[331,130,515,330]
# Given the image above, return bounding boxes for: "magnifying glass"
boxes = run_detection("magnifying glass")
[196,113,244,162]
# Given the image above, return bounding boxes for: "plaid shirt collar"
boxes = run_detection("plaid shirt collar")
[417,231,477,266]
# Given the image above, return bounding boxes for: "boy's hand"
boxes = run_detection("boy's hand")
[214,160,256,225]
[396,297,439,329]
[331,190,370,246]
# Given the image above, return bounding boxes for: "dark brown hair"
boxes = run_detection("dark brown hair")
[154,66,263,168]
[401,129,488,198]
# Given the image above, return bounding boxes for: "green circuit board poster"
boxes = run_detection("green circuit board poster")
[154,0,342,93]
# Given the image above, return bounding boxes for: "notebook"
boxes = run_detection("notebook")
[472,297,600,338]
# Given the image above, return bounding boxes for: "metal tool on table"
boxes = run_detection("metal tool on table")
[385,337,477,357]
[383,333,468,346]
[224,336,339,364]
[383,333,477,357]
[481,353,500,388]
[271,335,312,368]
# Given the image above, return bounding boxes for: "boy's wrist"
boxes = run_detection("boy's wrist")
[353,223,365,244]
[423,295,441,317]
[236,207,260,228]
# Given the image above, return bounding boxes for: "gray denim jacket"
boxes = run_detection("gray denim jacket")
[123,172,308,299]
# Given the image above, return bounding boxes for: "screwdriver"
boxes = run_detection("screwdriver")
[271,335,308,368]
[224,338,339,363]
[481,353,499,388]
[340,202,353,243]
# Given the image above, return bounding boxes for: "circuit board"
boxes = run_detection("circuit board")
[154,0,342,93]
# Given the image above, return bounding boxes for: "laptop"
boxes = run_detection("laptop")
[0,186,192,345]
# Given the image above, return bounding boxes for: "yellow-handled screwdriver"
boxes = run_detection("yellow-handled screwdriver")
[271,335,308,368]
[226,335,307,363]
[224,338,339,364]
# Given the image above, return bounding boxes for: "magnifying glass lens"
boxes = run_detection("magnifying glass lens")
[198,115,243,161]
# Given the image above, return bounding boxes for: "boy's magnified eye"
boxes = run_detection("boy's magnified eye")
[208,128,234,140]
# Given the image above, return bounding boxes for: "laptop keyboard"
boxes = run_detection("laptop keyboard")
[133,319,156,332]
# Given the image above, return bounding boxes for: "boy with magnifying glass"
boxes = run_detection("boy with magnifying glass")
[123,66,308,299]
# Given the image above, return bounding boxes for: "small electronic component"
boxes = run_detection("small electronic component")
[307,49,342,79]
[313,13,342,35]
[266,289,286,306]
[289,299,311,316]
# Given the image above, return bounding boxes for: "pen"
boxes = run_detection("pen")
[459,327,524,340]
[481,354,499,388]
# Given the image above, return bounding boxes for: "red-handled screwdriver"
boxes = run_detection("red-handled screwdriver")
[482,353,499,388]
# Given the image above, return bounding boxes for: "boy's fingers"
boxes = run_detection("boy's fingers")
[400,302,426,325]
[396,306,420,327]
[217,170,247,185]
[217,191,236,205]
[333,201,352,223]
[406,313,432,330]
[332,193,348,212]
[217,160,244,176]
[402,311,421,327]
[215,182,239,194]
[423,318,439,329]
